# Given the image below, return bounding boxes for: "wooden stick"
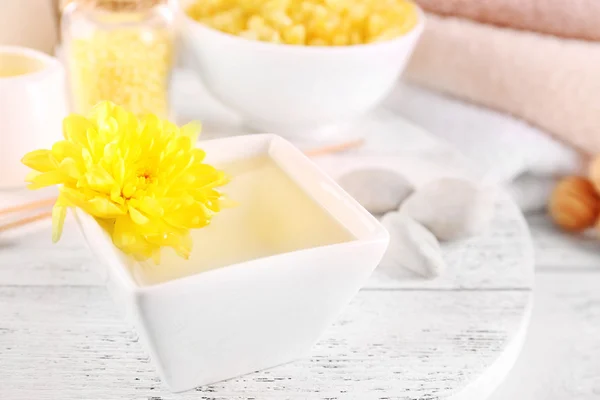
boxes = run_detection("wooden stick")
[304,139,365,157]
[0,211,53,233]
[0,198,56,217]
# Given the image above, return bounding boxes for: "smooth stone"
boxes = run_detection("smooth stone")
[379,212,446,279]
[400,178,496,242]
[337,168,414,214]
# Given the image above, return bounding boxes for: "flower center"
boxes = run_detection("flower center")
[137,167,154,184]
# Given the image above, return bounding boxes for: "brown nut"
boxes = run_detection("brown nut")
[588,156,600,193]
[549,176,600,232]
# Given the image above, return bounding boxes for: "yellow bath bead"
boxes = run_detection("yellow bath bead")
[367,14,386,37]
[283,25,306,44]
[313,4,329,20]
[239,30,260,40]
[331,33,347,46]
[350,31,363,45]
[247,15,267,31]
[266,10,293,27]
[308,38,328,46]
[324,0,347,12]
[67,28,173,117]
[187,0,418,46]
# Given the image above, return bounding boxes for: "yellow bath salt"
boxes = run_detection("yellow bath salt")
[186,0,419,46]
[67,28,174,117]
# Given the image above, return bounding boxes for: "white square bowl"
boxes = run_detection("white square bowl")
[74,134,389,392]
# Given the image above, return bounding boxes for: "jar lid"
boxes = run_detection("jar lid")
[62,0,166,12]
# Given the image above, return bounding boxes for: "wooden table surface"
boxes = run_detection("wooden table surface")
[0,194,533,400]
[3,209,598,400]
[0,109,537,399]
[489,214,600,400]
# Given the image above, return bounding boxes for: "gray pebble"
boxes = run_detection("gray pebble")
[380,212,446,279]
[338,168,414,214]
[400,178,495,242]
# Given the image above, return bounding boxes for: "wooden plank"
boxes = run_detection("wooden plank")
[0,286,530,400]
[0,216,97,287]
[489,272,600,400]
[527,213,600,271]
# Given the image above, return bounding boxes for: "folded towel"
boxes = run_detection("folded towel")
[415,0,600,41]
[405,14,600,155]
[384,82,584,212]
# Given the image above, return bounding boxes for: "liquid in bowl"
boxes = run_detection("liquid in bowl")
[131,155,354,286]
[0,51,47,77]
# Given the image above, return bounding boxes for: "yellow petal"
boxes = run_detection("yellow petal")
[217,193,238,208]
[82,165,115,193]
[172,232,193,259]
[112,103,130,125]
[110,185,124,205]
[95,217,115,236]
[86,197,126,218]
[110,150,125,184]
[181,121,202,143]
[63,115,92,145]
[151,249,162,265]
[25,171,39,182]
[61,186,90,208]
[168,135,192,154]
[89,101,113,124]
[164,202,209,229]
[138,196,163,216]
[26,170,65,189]
[122,182,137,199]
[81,147,94,169]
[51,141,81,162]
[51,203,67,243]
[21,150,57,172]
[97,116,119,138]
[191,148,206,163]
[112,215,139,249]
[86,128,105,163]
[129,206,150,225]
[145,230,192,260]
[133,245,155,262]
[58,158,81,180]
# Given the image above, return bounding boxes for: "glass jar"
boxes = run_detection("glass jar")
[61,0,175,117]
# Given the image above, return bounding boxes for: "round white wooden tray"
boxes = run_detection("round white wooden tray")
[0,73,534,400]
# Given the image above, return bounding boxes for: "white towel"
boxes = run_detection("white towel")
[384,82,584,212]
[404,13,600,155]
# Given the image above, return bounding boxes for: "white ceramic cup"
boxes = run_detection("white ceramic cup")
[0,46,68,188]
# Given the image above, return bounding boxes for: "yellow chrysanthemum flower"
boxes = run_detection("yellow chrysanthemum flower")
[22,101,229,262]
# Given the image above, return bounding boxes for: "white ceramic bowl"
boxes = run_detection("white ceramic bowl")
[179,5,425,136]
[75,134,389,392]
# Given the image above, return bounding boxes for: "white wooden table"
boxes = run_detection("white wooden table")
[0,87,537,400]
[489,214,600,400]
[0,193,533,400]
